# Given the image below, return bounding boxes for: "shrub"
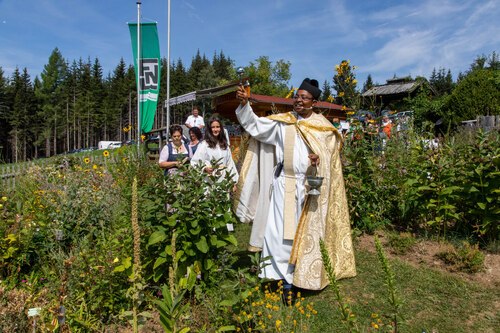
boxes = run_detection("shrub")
[436,241,485,273]
[141,160,238,285]
[387,232,417,255]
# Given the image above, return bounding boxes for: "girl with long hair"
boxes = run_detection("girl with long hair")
[191,118,238,184]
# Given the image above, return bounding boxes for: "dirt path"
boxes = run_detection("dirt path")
[355,233,500,288]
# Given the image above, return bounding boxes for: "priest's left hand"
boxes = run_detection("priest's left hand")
[308,153,320,166]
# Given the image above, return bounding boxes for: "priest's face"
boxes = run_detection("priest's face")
[293,89,316,117]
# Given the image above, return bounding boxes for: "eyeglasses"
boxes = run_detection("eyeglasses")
[293,94,313,101]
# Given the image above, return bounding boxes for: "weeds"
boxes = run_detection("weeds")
[436,241,485,273]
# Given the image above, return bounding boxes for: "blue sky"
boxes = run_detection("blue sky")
[0,0,499,91]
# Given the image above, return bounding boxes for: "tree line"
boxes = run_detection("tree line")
[0,47,296,163]
[1,48,498,163]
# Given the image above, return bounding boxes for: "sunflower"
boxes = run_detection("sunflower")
[93,164,98,170]
[83,157,90,164]
[103,150,110,157]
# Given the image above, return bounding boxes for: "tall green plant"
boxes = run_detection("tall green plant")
[374,236,403,332]
[453,130,500,241]
[142,161,238,284]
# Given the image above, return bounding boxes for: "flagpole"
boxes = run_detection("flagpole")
[165,0,171,140]
[136,1,141,151]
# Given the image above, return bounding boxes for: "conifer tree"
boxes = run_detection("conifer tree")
[36,47,67,157]
[320,80,332,101]
[362,74,374,93]
[0,67,10,162]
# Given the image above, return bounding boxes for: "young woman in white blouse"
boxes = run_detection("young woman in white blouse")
[191,118,238,185]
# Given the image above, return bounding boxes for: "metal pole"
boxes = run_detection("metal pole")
[136,1,141,151]
[166,0,171,141]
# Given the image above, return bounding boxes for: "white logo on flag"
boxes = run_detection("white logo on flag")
[140,58,159,90]
[140,92,158,102]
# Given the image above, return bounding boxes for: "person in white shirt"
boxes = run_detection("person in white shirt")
[191,118,238,185]
[185,106,205,129]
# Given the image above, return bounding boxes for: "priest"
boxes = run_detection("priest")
[234,78,356,292]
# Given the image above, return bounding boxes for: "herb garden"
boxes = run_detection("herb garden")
[1,122,499,332]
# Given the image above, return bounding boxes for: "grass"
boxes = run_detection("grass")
[233,223,500,332]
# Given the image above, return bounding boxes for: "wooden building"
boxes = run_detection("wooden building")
[361,76,432,110]
[166,81,346,123]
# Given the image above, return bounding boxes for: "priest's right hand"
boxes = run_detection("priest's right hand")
[236,85,248,106]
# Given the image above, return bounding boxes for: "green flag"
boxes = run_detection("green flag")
[128,22,161,133]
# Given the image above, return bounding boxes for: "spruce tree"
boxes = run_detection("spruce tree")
[362,74,374,93]
[36,47,67,157]
[320,80,332,101]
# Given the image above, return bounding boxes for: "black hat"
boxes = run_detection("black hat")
[298,78,321,100]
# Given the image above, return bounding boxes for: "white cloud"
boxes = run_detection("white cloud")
[365,30,435,73]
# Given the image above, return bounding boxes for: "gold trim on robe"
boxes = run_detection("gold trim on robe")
[235,110,356,290]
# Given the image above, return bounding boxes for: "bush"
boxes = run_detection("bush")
[141,160,238,285]
[436,241,485,273]
[387,232,417,255]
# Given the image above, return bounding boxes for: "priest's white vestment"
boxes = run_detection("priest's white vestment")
[234,102,356,290]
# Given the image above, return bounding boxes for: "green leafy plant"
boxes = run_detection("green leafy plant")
[320,239,359,332]
[374,236,404,332]
[142,161,238,284]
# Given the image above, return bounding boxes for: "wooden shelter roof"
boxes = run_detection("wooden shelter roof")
[361,77,423,97]
[164,81,346,123]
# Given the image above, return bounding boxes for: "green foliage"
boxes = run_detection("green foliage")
[343,126,499,244]
[452,130,500,241]
[443,68,499,127]
[320,239,358,332]
[403,86,447,131]
[374,236,403,332]
[429,67,454,96]
[244,56,291,96]
[386,232,417,255]
[0,156,135,329]
[343,139,394,233]
[154,284,191,333]
[333,59,359,109]
[141,161,238,285]
[437,241,485,273]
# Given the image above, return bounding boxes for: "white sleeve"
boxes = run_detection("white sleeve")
[199,117,205,127]
[158,144,169,163]
[236,102,280,144]
[190,141,210,168]
[226,148,239,183]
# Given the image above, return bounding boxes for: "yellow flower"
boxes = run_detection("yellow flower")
[352,79,358,84]
[103,150,110,157]
[0,203,3,209]
[93,164,98,170]
[113,257,119,263]
[141,134,146,141]
[342,105,347,111]
[1,196,7,202]
[83,157,90,164]
[275,320,282,328]
[338,91,345,97]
